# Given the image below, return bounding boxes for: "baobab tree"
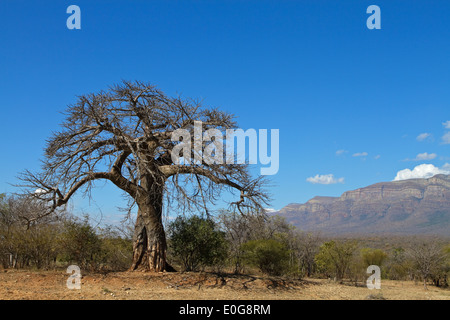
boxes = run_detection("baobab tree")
[18,81,269,272]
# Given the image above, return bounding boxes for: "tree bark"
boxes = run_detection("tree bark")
[129,181,175,272]
[130,209,169,272]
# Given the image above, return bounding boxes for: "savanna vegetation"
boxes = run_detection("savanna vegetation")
[1,193,449,290]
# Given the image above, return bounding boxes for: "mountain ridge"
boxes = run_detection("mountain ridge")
[273,174,450,236]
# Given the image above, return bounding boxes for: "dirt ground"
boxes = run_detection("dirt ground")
[0,269,449,300]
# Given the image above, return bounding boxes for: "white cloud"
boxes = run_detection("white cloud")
[443,121,450,129]
[394,163,450,181]
[306,174,344,185]
[416,133,432,142]
[442,132,450,144]
[353,152,368,157]
[335,149,347,156]
[415,152,437,160]
[374,155,381,160]
[413,152,437,161]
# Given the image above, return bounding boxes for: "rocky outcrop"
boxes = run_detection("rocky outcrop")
[275,174,450,235]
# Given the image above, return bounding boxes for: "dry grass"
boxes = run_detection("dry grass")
[0,269,449,300]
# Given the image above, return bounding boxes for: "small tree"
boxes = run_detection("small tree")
[218,210,274,274]
[0,194,63,269]
[98,225,133,271]
[295,231,321,277]
[315,240,358,282]
[22,224,60,269]
[0,194,14,268]
[385,247,411,280]
[241,239,290,276]
[59,217,103,270]
[168,215,228,272]
[218,211,253,274]
[407,240,447,289]
[360,248,388,268]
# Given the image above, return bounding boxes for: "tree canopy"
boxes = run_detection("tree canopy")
[17,81,269,271]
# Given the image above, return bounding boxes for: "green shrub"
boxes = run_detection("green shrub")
[360,248,388,268]
[315,240,358,281]
[98,226,133,271]
[241,239,290,276]
[168,215,228,272]
[59,217,104,270]
[385,247,412,280]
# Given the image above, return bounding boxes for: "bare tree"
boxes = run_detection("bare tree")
[18,81,268,272]
[0,194,64,269]
[407,240,447,289]
[295,231,321,277]
[218,210,262,274]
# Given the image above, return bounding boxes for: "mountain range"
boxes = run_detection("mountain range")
[273,174,450,236]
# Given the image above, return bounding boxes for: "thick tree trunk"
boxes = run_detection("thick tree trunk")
[129,180,175,272]
[130,209,168,272]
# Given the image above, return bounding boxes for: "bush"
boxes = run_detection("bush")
[0,194,62,269]
[21,224,60,269]
[406,240,448,289]
[59,217,104,270]
[98,226,133,271]
[241,239,291,276]
[168,215,228,272]
[315,240,358,281]
[0,193,133,272]
[360,248,388,268]
[385,247,412,280]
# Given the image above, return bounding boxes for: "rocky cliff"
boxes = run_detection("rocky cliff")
[275,174,450,235]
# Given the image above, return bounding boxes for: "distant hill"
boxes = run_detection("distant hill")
[273,174,450,236]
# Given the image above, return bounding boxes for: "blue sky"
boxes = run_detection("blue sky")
[1,0,450,222]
